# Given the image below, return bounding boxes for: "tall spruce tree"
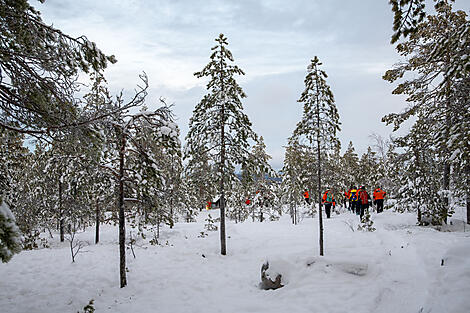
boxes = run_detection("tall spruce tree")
[281,141,306,224]
[292,56,340,256]
[185,34,257,255]
[383,3,469,223]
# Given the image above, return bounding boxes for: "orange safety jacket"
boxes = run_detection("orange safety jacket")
[373,188,386,200]
[303,191,309,199]
[322,190,336,205]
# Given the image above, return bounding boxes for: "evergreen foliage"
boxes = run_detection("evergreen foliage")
[384,3,469,224]
[291,56,340,256]
[185,33,257,255]
[0,0,116,136]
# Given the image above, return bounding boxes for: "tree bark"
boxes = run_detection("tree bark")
[466,165,470,225]
[118,130,127,288]
[59,180,64,242]
[219,49,227,256]
[95,202,100,244]
[314,65,324,257]
[220,105,227,256]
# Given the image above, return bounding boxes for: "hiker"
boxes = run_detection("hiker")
[373,187,387,213]
[350,186,358,213]
[303,189,310,205]
[322,188,336,218]
[357,186,370,218]
[346,186,354,210]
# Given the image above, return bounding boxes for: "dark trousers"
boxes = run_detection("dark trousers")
[359,203,368,218]
[352,201,358,214]
[304,198,310,205]
[376,199,384,213]
[325,203,332,218]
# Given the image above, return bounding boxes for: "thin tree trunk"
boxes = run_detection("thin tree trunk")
[443,162,450,224]
[95,202,100,244]
[118,130,127,288]
[219,50,227,256]
[466,165,470,225]
[314,66,324,256]
[220,110,227,255]
[317,137,323,256]
[59,180,64,242]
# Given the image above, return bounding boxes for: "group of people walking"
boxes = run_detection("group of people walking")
[302,186,387,219]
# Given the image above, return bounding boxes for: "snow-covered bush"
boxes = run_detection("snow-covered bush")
[0,201,22,263]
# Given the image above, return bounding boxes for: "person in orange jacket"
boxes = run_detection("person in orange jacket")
[346,185,354,211]
[356,186,370,218]
[373,187,387,213]
[322,188,336,218]
[303,189,310,205]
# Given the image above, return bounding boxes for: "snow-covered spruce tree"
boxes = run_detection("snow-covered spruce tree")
[0,0,116,137]
[184,148,217,212]
[0,200,22,263]
[383,4,469,223]
[185,34,257,255]
[358,210,376,232]
[389,0,470,77]
[281,141,306,224]
[341,141,360,189]
[0,129,25,262]
[323,145,345,207]
[237,136,274,222]
[357,147,379,191]
[369,134,396,193]
[447,76,470,224]
[129,111,182,238]
[292,56,340,256]
[394,119,446,224]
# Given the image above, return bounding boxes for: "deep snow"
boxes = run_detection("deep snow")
[1,208,469,313]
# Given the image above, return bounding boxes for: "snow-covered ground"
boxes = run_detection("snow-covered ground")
[1,208,469,313]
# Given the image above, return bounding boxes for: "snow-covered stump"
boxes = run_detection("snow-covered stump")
[260,261,283,290]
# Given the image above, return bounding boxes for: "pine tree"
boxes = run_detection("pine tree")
[383,4,469,223]
[357,147,379,190]
[341,141,360,189]
[292,56,340,256]
[185,34,257,255]
[0,0,116,136]
[0,200,22,263]
[281,141,306,224]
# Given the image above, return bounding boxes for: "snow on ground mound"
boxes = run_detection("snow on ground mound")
[0,210,469,313]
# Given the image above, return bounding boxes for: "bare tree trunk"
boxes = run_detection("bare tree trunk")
[118,130,127,288]
[59,180,64,242]
[219,53,227,256]
[466,165,470,225]
[443,162,450,224]
[315,66,324,256]
[220,110,227,256]
[317,138,324,256]
[95,202,100,244]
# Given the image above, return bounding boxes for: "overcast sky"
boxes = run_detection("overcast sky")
[39,0,469,169]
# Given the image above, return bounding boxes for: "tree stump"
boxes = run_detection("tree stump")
[260,261,283,290]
